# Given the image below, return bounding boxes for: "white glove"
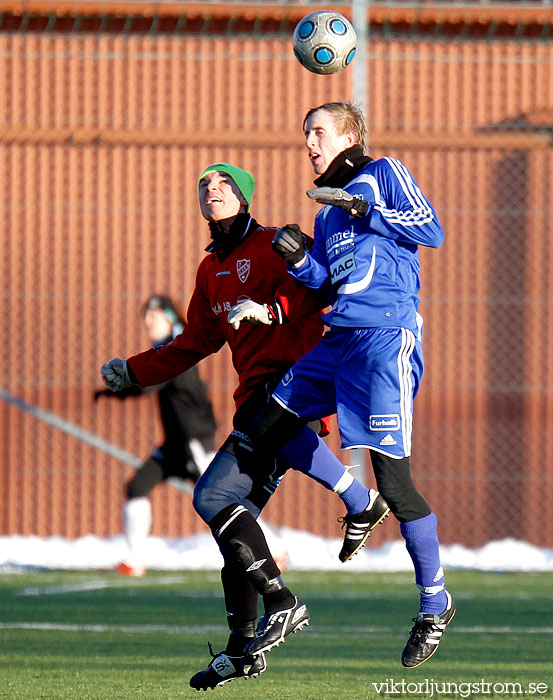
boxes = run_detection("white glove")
[100,357,133,391]
[228,299,273,330]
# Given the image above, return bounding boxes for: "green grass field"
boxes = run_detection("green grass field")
[0,570,551,700]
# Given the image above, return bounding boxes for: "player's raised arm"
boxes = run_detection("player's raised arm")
[363,157,444,248]
[306,186,369,218]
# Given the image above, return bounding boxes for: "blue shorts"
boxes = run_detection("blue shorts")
[272,326,423,458]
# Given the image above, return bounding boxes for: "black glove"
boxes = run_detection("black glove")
[272,224,306,265]
[93,389,110,401]
[307,187,369,219]
[93,386,141,401]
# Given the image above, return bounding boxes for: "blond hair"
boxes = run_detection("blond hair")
[303,102,368,153]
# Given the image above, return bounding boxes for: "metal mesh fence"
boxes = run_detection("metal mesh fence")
[0,3,552,547]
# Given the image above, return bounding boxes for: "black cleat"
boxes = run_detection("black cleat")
[245,597,309,655]
[338,491,390,562]
[189,643,266,690]
[402,591,456,668]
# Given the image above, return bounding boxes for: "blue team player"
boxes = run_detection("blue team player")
[244,102,455,668]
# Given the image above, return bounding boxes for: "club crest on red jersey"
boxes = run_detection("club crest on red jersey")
[237,259,251,283]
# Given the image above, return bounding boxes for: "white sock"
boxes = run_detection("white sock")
[122,497,152,568]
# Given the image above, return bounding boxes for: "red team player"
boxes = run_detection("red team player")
[101,163,388,690]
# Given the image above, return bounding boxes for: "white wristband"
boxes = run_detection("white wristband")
[293,255,308,268]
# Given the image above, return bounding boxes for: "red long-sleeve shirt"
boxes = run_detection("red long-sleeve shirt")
[127,224,325,410]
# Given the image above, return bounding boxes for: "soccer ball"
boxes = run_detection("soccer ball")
[292,10,357,75]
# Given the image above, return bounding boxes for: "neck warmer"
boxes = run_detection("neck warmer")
[207,213,256,261]
[314,145,373,189]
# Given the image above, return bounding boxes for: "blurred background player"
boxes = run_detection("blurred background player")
[100,162,388,689]
[94,294,216,577]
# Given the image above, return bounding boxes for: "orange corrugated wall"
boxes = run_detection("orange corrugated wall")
[0,32,552,547]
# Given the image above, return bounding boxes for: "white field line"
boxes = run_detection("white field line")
[15,582,406,600]
[0,622,227,634]
[0,622,552,635]
[16,576,195,596]
[18,582,112,596]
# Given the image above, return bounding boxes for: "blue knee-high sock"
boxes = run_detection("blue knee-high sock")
[278,427,371,514]
[400,513,447,614]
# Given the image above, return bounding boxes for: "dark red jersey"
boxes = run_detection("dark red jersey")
[127,224,325,410]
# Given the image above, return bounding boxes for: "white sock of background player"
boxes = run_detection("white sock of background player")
[122,497,152,569]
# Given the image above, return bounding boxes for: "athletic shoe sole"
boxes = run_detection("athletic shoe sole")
[246,598,310,656]
[193,669,265,691]
[191,653,267,690]
[251,617,310,655]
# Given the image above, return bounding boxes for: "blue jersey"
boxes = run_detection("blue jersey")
[289,157,444,333]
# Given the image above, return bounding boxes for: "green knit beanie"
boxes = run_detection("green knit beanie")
[198,163,255,211]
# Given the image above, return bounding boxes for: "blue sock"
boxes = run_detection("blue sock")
[400,513,447,614]
[278,427,370,514]
[340,480,371,514]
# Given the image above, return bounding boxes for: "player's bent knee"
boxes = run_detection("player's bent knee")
[192,451,246,523]
[126,473,151,499]
[126,458,163,499]
[192,479,226,523]
[369,451,431,522]
[377,482,430,522]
